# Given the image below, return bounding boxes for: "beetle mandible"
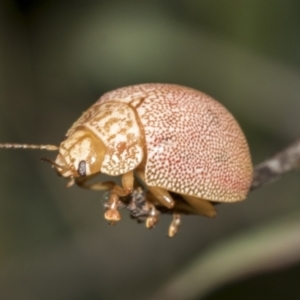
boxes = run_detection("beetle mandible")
[0,84,253,236]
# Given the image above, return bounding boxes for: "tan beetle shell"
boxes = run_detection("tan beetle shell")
[67,84,252,202]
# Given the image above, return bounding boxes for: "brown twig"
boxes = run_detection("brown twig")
[250,138,300,191]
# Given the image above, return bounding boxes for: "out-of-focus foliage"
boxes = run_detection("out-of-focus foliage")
[0,1,300,299]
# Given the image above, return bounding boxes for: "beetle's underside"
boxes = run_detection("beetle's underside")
[75,159,217,237]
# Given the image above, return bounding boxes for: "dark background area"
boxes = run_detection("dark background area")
[0,1,300,299]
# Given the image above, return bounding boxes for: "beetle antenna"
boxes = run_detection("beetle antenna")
[0,143,58,151]
[40,157,62,169]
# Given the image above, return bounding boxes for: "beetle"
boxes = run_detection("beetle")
[0,84,253,236]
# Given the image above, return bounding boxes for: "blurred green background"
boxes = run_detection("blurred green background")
[0,0,300,299]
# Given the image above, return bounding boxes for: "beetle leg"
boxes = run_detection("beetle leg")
[104,193,121,223]
[76,176,115,191]
[181,195,217,218]
[146,186,175,208]
[141,184,176,231]
[146,194,181,237]
[76,176,121,223]
[104,171,134,224]
[76,171,134,223]
[110,170,134,196]
[136,171,175,209]
[136,171,183,234]
[145,200,160,229]
[168,213,181,237]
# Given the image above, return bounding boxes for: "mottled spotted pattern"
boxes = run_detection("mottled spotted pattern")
[98,84,252,202]
[67,101,143,176]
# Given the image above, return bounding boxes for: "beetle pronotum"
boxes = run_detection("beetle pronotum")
[0,84,253,236]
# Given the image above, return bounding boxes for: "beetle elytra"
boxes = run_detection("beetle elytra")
[0,84,253,236]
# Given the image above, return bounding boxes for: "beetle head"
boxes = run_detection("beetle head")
[55,129,106,185]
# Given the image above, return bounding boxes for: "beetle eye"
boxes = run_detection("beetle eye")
[78,160,86,176]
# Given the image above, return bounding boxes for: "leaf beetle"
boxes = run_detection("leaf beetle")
[0,84,253,236]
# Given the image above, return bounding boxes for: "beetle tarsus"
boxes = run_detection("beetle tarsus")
[66,177,75,188]
[168,213,181,237]
[145,204,160,229]
[104,193,121,223]
[105,209,121,224]
[145,216,158,228]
